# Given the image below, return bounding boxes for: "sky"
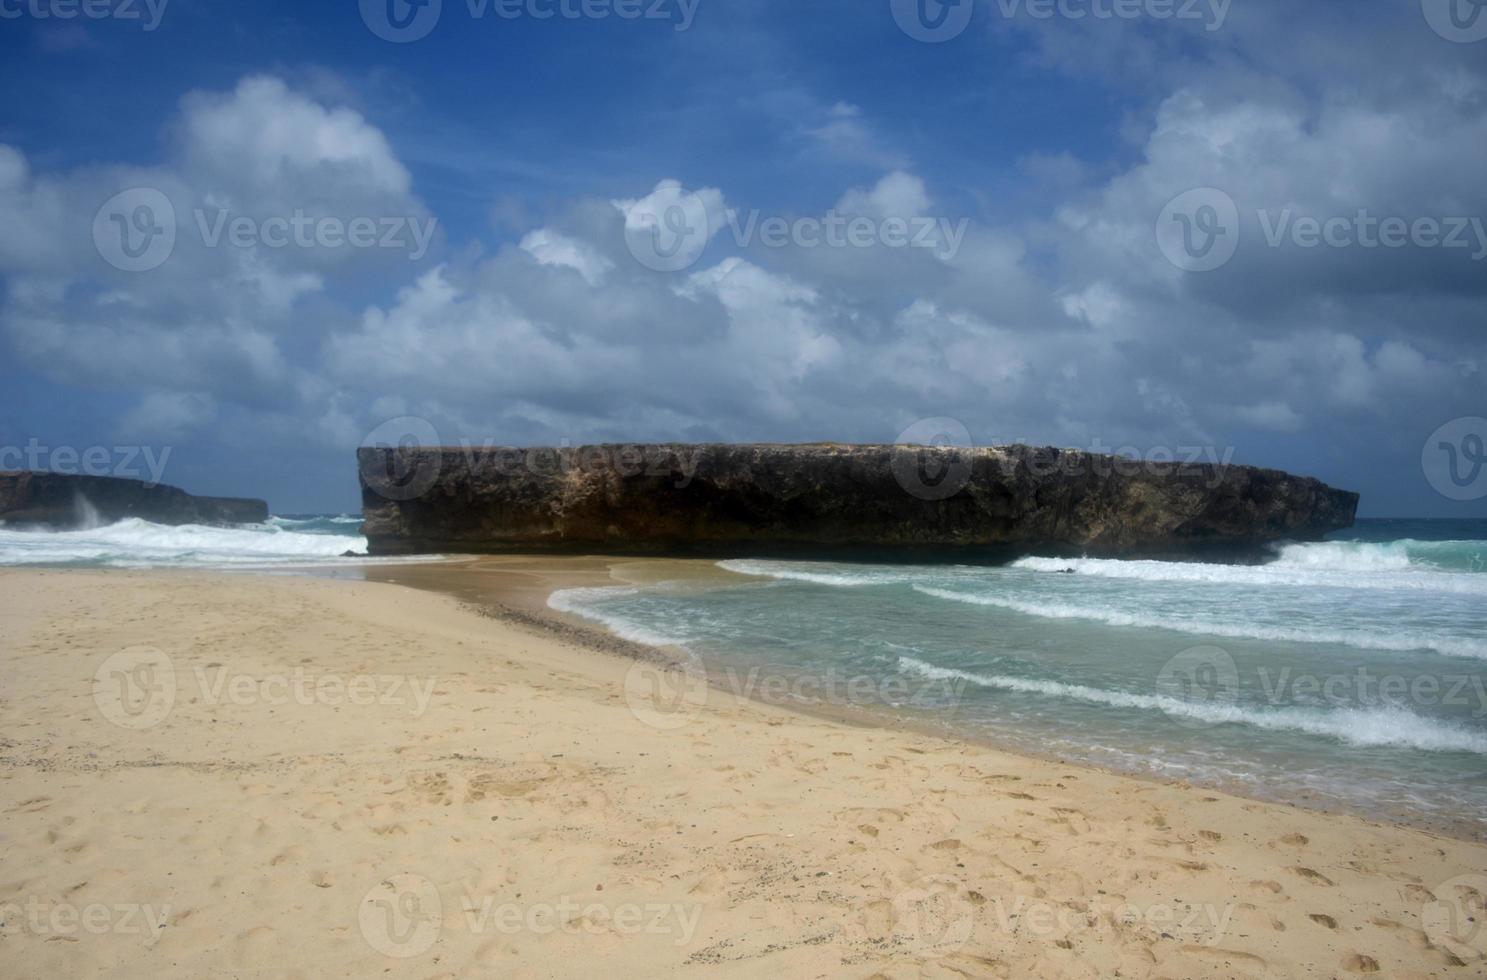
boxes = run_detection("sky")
[1,0,1484,516]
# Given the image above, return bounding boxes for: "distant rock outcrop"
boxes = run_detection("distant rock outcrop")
[0,472,268,528]
[357,443,1358,560]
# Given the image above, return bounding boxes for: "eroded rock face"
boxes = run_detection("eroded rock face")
[0,472,269,528]
[358,444,1358,561]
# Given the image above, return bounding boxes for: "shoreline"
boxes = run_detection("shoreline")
[348,554,1487,843]
[3,565,1485,976]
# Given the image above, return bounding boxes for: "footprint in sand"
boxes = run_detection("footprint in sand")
[1308,913,1338,929]
[1292,867,1335,887]
[1341,952,1380,973]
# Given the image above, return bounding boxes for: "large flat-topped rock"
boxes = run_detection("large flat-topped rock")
[357,443,1358,560]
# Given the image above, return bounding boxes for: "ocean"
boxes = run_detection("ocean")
[0,513,370,567]
[550,519,1487,834]
[4,514,1484,832]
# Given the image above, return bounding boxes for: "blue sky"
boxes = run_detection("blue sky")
[2,0,1485,515]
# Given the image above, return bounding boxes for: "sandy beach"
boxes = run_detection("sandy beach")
[2,565,1484,978]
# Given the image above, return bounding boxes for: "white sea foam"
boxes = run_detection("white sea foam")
[717,559,921,588]
[547,587,692,649]
[1013,541,1487,595]
[897,657,1487,754]
[0,518,367,567]
[911,585,1487,660]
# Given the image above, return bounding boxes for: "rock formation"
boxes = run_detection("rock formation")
[358,443,1358,561]
[0,472,268,528]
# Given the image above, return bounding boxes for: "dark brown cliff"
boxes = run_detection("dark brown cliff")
[357,443,1358,561]
[0,472,269,528]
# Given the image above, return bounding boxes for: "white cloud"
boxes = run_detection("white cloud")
[836,171,931,219]
[519,228,614,286]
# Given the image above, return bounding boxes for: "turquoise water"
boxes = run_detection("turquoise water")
[552,521,1487,833]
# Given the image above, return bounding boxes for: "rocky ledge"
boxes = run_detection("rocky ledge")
[357,443,1357,561]
[0,471,268,529]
